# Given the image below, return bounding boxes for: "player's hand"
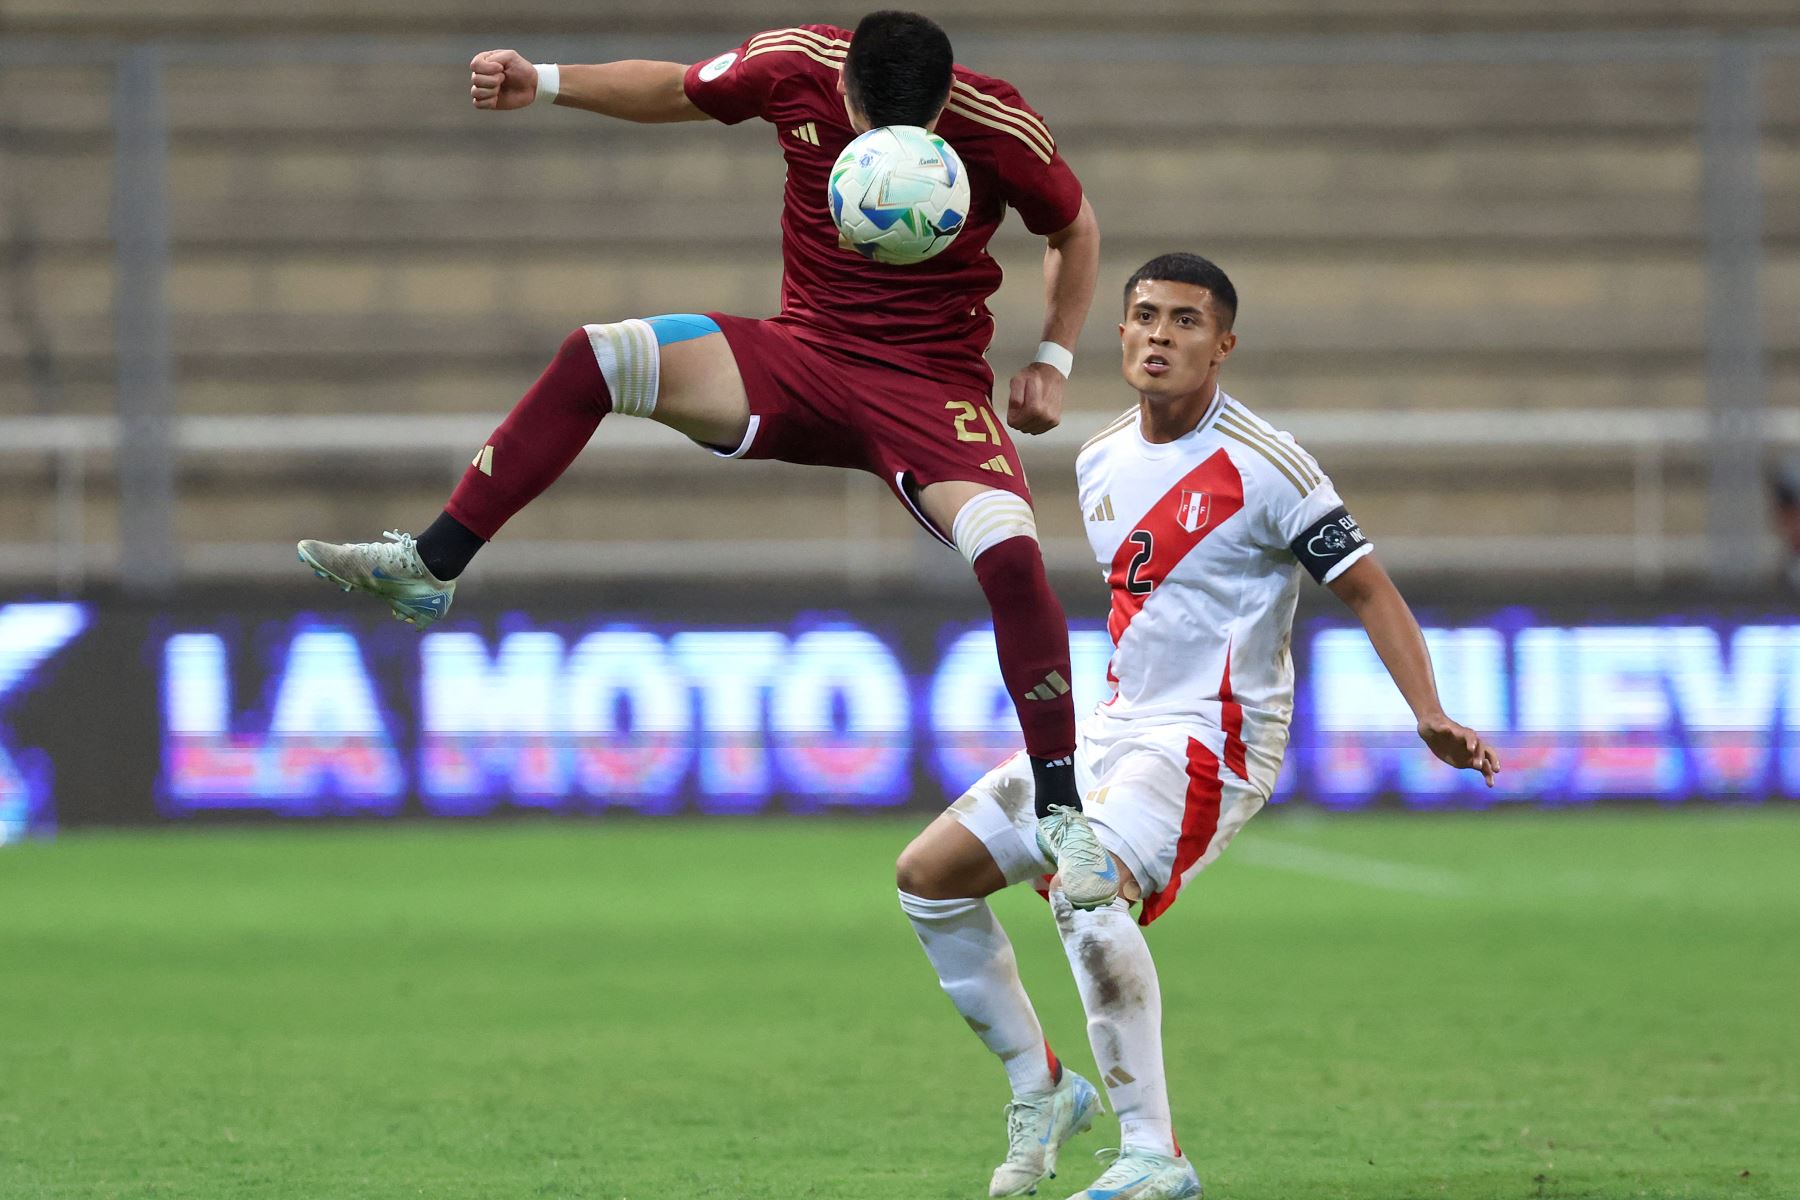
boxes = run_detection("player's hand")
[1006,362,1064,435]
[1418,713,1500,787]
[470,49,539,111]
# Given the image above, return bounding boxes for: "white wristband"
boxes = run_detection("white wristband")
[533,63,561,105]
[1033,341,1074,379]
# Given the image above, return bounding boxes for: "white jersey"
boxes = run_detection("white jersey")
[1074,389,1372,794]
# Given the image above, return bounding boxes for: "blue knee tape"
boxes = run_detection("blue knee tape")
[644,313,720,346]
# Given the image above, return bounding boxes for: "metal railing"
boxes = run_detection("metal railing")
[5,407,1792,591]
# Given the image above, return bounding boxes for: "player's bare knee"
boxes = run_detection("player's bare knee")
[895,838,952,898]
[897,817,1004,899]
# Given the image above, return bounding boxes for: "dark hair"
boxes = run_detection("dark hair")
[844,10,954,128]
[1123,252,1238,329]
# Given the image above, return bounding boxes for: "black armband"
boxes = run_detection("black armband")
[1290,505,1370,583]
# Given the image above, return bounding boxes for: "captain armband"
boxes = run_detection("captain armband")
[1289,505,1372,584]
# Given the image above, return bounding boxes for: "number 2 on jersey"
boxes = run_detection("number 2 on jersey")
[1125,530,1156,595]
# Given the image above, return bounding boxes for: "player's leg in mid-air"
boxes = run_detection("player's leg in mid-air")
[296,315,749,624]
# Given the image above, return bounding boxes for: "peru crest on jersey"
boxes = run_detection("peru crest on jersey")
[1175,489,1211,533]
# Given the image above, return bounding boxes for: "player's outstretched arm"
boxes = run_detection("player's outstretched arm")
[1326,554,1501,786]
[469,49,706,122]
[1007,196,1100,436]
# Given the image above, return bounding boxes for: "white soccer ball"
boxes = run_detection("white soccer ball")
[828,125,971,265]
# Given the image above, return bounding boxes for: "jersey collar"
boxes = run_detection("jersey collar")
[1133,387,1231,458]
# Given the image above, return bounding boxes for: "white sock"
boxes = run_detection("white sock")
[1052,892,1178,1158]
[898,890,1059,1097]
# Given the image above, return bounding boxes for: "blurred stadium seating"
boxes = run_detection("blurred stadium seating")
[2,3,1797,588]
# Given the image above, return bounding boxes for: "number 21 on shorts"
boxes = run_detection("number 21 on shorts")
[945,400,1003,444]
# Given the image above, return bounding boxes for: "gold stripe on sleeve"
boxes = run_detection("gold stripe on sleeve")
[742,43,847,71]
[1217,412,1321,491]
[949,81,1055,156]
[1221,403,1323,486]
[1218,425,1310,496]
[945,101,1052,162]
[748,27,849,53]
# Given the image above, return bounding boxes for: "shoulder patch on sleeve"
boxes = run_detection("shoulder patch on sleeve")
[696,51,739,81]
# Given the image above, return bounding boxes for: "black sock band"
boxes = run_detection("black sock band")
[415,510,485,581]
[1029,754,1080,819]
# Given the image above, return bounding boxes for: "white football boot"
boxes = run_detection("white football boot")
[989,1070,1102,1197]
[1067,1147,1202,1199]
[1037,806,1121,911]
[296,531,455,629]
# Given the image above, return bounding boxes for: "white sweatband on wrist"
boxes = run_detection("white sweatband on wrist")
[533,63,561,104]
[952,489,1038,565]
[1033,341,1074,379]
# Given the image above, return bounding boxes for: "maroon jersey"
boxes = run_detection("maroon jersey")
[683,24,1084,392]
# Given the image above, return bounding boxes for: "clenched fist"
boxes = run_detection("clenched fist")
[1007,361,1064,435]
[470,49,540,110]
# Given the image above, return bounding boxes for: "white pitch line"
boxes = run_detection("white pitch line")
[1233,837,1468,897]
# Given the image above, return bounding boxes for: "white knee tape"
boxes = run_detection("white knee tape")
[952,490,1038,565]
[584,319,659,418]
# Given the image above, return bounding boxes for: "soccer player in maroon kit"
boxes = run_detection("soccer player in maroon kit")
[296,13,1119,901]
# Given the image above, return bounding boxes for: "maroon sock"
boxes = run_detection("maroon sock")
[971,535,1079,814]
[442,327,613,543]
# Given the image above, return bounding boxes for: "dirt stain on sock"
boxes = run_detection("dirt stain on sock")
[1078,936,1125,1009]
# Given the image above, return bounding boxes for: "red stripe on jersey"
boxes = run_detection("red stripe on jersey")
[1137,737,1224,926]
[1218,649,1248,782]
[1105,449,1245,646]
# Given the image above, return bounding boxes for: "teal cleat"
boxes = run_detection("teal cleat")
[1038,805,1121,911]
[1067,1147,1202,1200]
[296,530,456,629]
[990,1070,1102,1197]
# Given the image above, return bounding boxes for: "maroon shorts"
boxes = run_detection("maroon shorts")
[706,313,1032,544]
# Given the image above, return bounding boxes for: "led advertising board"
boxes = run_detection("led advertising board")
[1,599,1794,839]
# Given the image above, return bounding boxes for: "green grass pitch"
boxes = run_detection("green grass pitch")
[2,809,1795,1199]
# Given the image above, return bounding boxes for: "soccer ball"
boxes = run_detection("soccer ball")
[828,125,971,265]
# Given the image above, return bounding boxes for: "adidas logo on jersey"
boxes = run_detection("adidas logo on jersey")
[1023,670,1071,702]
[472,445,494,476]
[979,455,1014,476]
[788,122,820,145]
[1088,495,1115,522]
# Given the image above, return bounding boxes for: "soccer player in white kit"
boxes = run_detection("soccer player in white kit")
[895,253,1501,1200]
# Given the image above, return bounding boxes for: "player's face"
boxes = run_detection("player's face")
[1119,280,1236,397]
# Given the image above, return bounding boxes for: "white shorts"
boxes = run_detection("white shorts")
[949,716,1267,925]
